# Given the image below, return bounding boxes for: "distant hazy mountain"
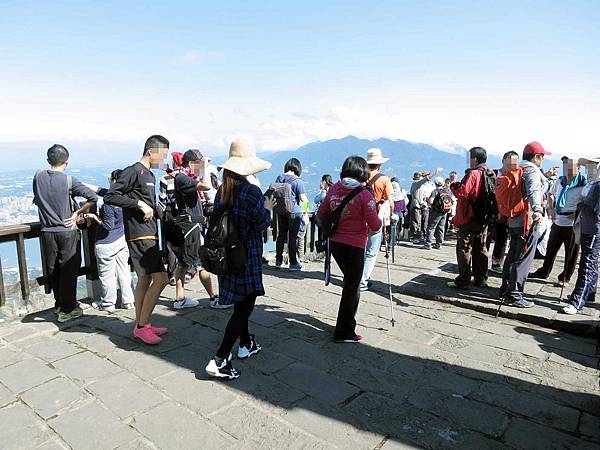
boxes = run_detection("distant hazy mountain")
[253,135,502,199]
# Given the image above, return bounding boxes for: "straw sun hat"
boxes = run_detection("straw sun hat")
[218,139,272,176]
[366,148,389,165]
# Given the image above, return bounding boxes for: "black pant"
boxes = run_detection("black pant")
[216,294,257,359]
[41,231,81,314]
[276,214,302,266]
[331,241,364,340]
[492,221,509,262]
[455,221,489,286]
[500,226,541,301]
[534,224,579,282]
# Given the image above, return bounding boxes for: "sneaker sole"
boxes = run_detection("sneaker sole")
[173,303,200,310]
[205,368,240,380]
[133,335,162,345]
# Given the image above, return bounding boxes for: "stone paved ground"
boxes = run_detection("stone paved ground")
[0,242,598,449]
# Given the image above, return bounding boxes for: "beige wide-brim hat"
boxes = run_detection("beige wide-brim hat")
[366,147,389,165]
[218,139,272,176]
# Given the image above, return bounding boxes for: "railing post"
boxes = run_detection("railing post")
[82,228,101,301]
[0,255,6,306]
[16,233,30,300]
[38,234,51,294]
[272,211,278,242]
[309,214,316,253]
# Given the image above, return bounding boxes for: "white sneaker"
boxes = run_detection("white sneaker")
[205,358,240,380]
[562,304,578,315]
[173,297,200,309]
[91,301,116,313]
[237,334,262,359]
[210,296,233,309]
[120,303,135,310]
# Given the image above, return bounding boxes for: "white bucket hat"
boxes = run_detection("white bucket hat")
[366,148,389,165]
[434,176,445,186]
[218,139,272,176]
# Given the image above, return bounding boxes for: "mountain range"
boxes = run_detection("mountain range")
[253,135,503,199]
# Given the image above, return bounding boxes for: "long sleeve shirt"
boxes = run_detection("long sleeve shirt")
[508,161,545,229]
[104,162,158,240]
[450,164,486,228]
[33,170,98,232]
[95,204,125,245]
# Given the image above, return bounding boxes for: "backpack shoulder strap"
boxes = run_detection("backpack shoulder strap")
[367,173,383,188]
[334,187,365,215]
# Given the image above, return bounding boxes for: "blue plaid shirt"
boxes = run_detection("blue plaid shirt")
[215,180,271,303]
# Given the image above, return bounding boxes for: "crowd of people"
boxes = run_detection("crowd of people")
[32,136,600,379]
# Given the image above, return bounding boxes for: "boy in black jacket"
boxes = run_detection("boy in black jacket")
[104,135,169,344]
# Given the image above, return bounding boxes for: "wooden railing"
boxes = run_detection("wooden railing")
[0,222,99,306]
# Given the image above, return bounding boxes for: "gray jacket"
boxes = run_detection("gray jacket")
[508,161,546,229]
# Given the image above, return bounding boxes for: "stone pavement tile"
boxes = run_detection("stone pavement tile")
[364,321,439,346]
[579,413,600,443]
[434,338,513,368]
[470,381,581,433]
[61,330,138,357]
[515,327,599,357]
[186,308,231,330]
[547,350,599,374]
[85,315,136,337]
[217,366,307,409]
[409,317,479,341]
[380,439,421,449]
[36,439,70,450]
[153,369,237,415]
[342,392,506,449]
[0,344,32,367]
[0,403,54,450]
[503,417,599,450]
[211,401,328,450]
[450,314,522,338]
[87,371,167,419]
[49,401,140,450]
[474,332,550,360]
[115,437,160,450]
[407,387,509,438]
[0,382,16,406]
[23,338,82,363]
[131,401,233,449]
[280,397,383,449]
[0,358,57,393]
[379,338,460,365]
[53,351,122,385]
[275,362,359,405]
[21,376,90,419]
[273,316,336,346]
[249,305,289,328]
[233,346,296,376]
[412,366,481,397]
[0,324,43,343]
[446,356,543,386]
[505,353,600,392]
[107,348,179,381]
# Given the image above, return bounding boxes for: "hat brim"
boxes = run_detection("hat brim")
[218,156,272,176]
[366,157,389,165]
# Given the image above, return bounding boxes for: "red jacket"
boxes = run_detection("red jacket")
[450,165,487,228]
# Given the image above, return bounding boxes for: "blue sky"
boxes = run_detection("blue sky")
[1,0,599,165]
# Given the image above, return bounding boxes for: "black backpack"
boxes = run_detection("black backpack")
[472,168,498,225]
[432,189,453,213]
[316,187,364,252]
[199,207,247,276]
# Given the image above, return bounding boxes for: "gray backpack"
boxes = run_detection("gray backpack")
[266,175,298,215]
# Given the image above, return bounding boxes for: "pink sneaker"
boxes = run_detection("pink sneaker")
[149,324,168,336]
[133,324,162,345]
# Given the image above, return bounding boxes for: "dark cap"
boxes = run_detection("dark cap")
[523,141,551,156]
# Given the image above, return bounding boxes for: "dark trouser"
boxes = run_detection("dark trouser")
[500,226,541,302]
[410,207,422,239]
[492,221,509,264]
[426,211,447,246]
[455,221,489,286]
[41,231,81,314]
[276,214,302,266]
[569,233,600,310]
[165,241,178,279]
[534,224,579,282]
[331,241,364,340]
[420,208,429,239]
[216,294,257,359]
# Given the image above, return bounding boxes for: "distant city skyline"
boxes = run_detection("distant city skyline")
[1,1,599,163]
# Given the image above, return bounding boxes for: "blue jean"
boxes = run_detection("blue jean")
[360,230,382,288]
[569,233,600,310]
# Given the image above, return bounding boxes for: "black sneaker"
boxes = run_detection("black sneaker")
[237,334,262,359]
[205,358,240,380]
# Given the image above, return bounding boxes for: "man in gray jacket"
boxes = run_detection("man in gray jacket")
[499,142,551,307]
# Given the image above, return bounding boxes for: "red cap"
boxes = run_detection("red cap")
[171,151,184,168]
[523,141,552,156]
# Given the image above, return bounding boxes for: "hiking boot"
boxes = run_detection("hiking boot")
[237,334,262,359]
[210,296,233,309]
[133,324,162,345]
[474,279,489,288]
[335,334,364,343]
[447,281,468,290]
[91,300,116,313]
[57,306,83,323]
[562,304,578,315]
[511,298,535,308]
[490,264,503,274]
[173,297,200,309]
[205,358,240,380]
[528,270,548,280]
[289,263,304,272]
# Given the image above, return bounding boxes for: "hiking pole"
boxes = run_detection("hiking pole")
[383,229,396,327]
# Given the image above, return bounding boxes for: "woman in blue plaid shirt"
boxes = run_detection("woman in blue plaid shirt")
[205,139,274,380]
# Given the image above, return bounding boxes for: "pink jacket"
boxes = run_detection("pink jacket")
[316,181,382,249]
